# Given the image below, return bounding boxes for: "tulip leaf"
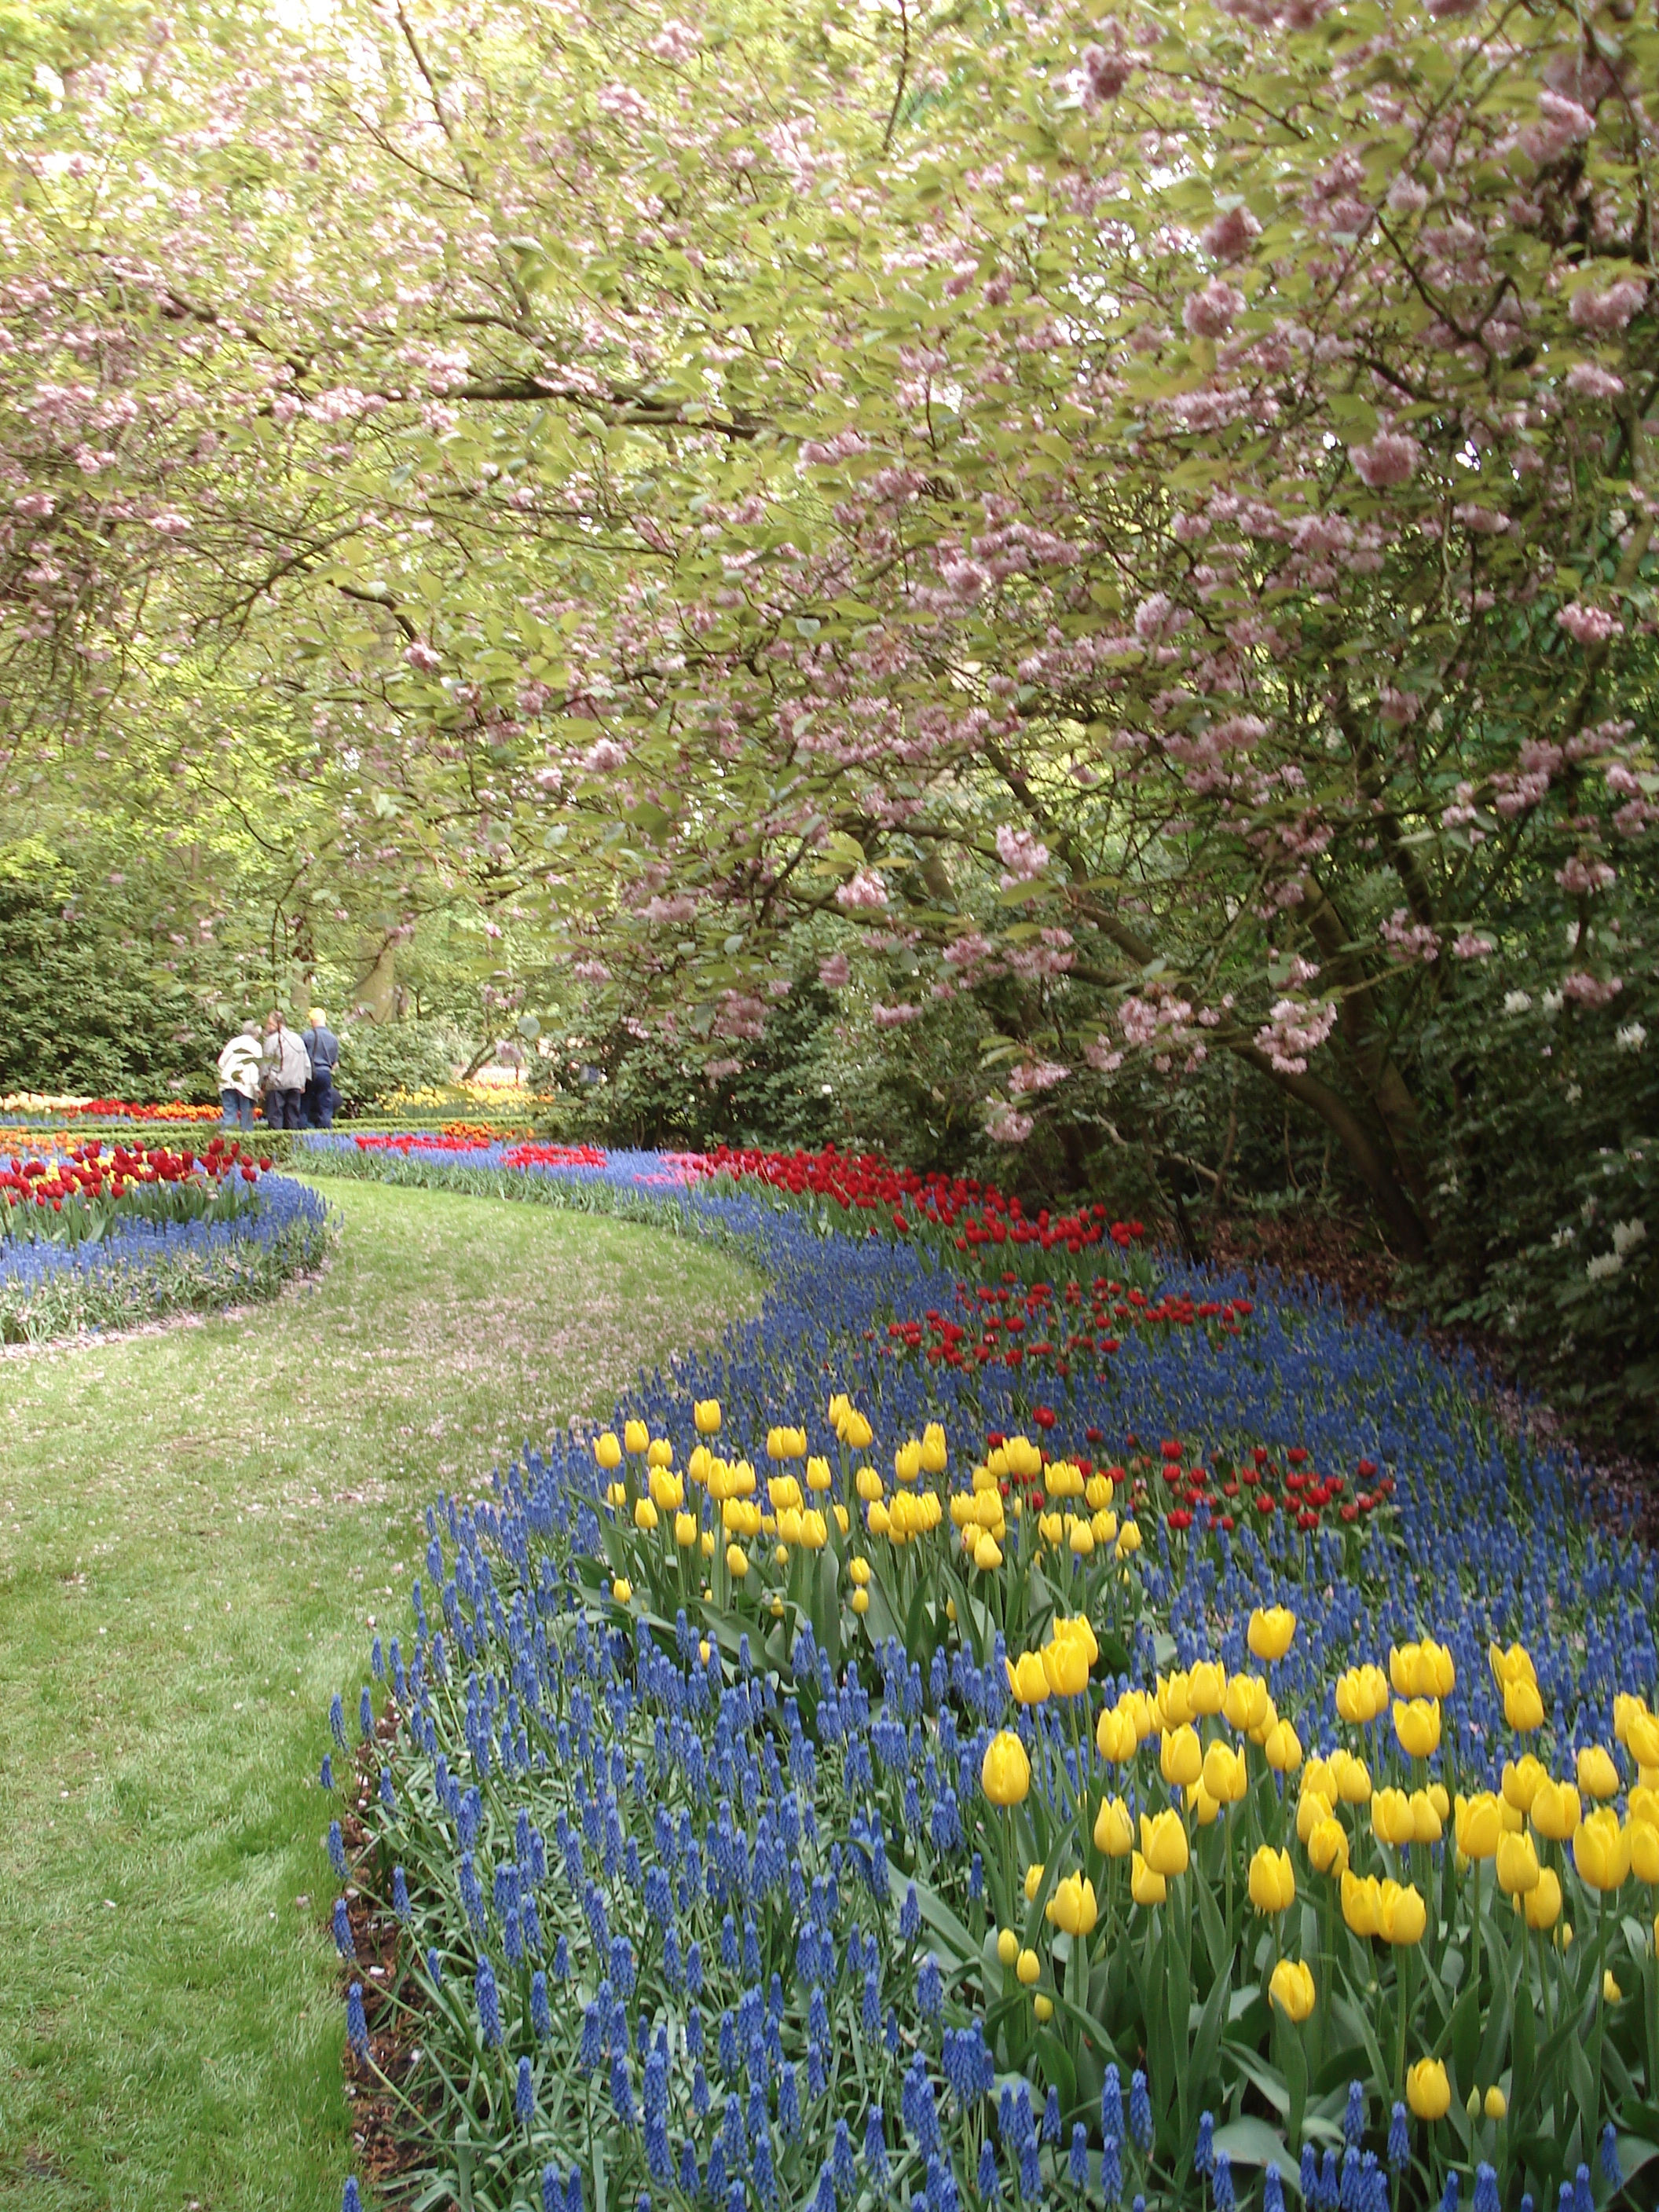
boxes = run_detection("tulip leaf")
[1213,2115,1295,2174]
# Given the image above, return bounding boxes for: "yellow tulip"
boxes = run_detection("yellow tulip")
[1393,1698,1441,1761]
[1627,1708,1659,1767]
[1084,1473,1115,1511]
[1573,1808,1631,1892]
[920,1422,947,1474]
[1247,1606,1297,1663]
[595,1431,622,1470]
[1265,1719,1304,1773]
[1371,1788,1416,1848]
[1503,1675,1545,1732]
[1530,1779,1581,1843]
[1629,1784,1659,1830]
[610,1577,632,1603]
[1391,1639,1455,1697]
[633,1496,659,1531]
[1341,1871,1381,1936]
[1283,1972,1318,2026]
[1160,1725,1203,1789]
[1068,1519,1095,1557]
[1630,1819,1659,1886]
[1139,1808,1190,1878]
[1224,1674,1269,1734]
[1248,1846,1296,1915]
[1307,1816,1350,1880]
[1407,2059,1451,2121]
[646,1437,672,1469]
[1577,1745,1621,1801]
[855,1467,884,1503]
[701,1530,716,1558]
[1604,1970,1622,2001]
[1008,1652,1050,1707]
[605,1480,628,1511]
[805,1456,832,1494]
[1521,1866,1562,1929]
[1024,1860,1046,1904]
[1188,1660,1227,1716]
[624,1419,650,1456]
[1484,2086,1507,2121]
[1499,1796,1525,1833]
[1502,1755,1546,1813]
[893,1439,922,1485]
[981,1731,1031,1807]
[725,1542,749,1580]
[1157,1672,1195,1729]
[996,1928,1018,1967]
[1185,1779,1221,1829]
[1409,1789,1443,1845]
[1489,1640,1537,1690]
[972,1532,1003,1571]
[842,1411,873,1452]
[1378,1878,1426,1946]
[1328,1749,1372,1804]
[1096,1707,1137,1763]
[1015,1947,1039,1987]
[1046,1874,1098,1937]
[694,1398,722,1434]
[1335,1669,1372,1726]
[1115,1518,1142,1558]
[850,1584,870,1614]
[1455,1793,1502,1861]
[1093,1796,1133,1858]
[1269,1957,1315,2023]
[1297,1787,1334,1844]
[1495,1830,1540,1896]
[1203,1741,1248,1806]
[673,1510,698,1547]
[1130,1851,1167,1907]
[1033,1993,1054,2022]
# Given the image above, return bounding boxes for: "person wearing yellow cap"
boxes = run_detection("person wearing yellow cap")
[302,1007,341,1128]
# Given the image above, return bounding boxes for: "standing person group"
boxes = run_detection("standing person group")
[215,1008,341,1130]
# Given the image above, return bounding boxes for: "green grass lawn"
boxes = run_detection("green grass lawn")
[0,1180,761,2212]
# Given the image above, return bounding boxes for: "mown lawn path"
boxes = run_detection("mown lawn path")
[0,1180,760,2212]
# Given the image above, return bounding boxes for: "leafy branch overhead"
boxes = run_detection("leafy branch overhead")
[0,0,1655,1259]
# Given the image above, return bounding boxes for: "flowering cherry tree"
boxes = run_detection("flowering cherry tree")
[2,0,1655,1251]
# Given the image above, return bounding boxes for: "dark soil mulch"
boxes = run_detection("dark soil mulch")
[337,1715,434,2207]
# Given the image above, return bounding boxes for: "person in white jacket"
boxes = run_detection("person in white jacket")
[262,1011,312,1130]
[217,1019,264,1131]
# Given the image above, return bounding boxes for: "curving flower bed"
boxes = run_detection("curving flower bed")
[0,1093,222,1124]
[1,1134,271,1245]
[0,1163,331,1342]
[326,1152,1657,2212]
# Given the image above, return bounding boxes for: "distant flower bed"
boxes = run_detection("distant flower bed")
[0,1093,221,1123]
[1,1136,270,1246]
[0,1168,330,1342]
[326,1158,1657,2212]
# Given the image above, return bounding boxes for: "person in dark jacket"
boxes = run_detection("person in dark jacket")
[302,1008,341,1128]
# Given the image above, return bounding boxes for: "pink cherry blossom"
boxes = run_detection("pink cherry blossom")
[835,868,888,911]
[1348,430,1421,489]
[1556,603,1621,646]
[984,1101,1035,1144]
[1567,278,1647,333]
[1182,278,1246,338]
[817,952,851,988]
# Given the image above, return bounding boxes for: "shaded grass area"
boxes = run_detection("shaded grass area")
[0,1180,761,2212]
